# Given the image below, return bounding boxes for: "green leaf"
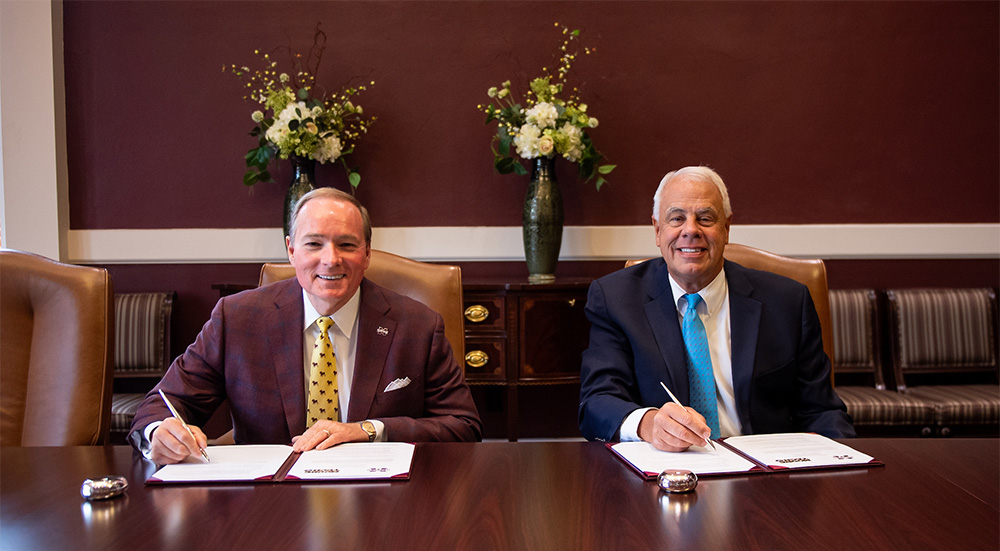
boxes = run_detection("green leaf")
[595,176,606,191]
[243,171,258,186]
[349,172,361,188]
[512,162,528,176]
[297,88,309,100]
[598,164,616,174]
[495,157,518,174]
[497,128,512,157]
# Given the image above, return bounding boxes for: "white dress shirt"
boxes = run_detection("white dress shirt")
[619,268,744,441]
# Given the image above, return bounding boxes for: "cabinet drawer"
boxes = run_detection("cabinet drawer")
[462,338,506,382]
[463,294,505,332]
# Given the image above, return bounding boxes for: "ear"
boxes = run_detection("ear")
[363,245,372,270]
[285,235,295,262]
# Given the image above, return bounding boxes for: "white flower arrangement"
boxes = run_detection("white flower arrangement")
[479,23,614,189]
[229,26,375,189]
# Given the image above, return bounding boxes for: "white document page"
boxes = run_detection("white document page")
[286,442,415,480]
[611,441,759,477]
[150,445,293,482]
[723,433,874,469]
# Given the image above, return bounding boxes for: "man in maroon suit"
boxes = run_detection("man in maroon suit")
[130,188,482,464]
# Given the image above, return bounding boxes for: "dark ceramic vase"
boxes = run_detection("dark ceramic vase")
[522,156,563,283]
[283,156,316,241]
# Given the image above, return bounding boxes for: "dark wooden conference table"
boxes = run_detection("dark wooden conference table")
[2,439,997,551]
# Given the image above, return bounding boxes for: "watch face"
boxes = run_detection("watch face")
[362,421,376,441]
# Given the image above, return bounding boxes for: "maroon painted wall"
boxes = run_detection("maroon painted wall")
[64,1,998,230]
[67,2,998,386]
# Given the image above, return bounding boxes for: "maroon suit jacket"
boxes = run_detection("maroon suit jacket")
[129,277,482,448]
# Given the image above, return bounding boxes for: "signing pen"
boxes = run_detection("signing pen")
[659,381,717,451]
[158,389,211,462]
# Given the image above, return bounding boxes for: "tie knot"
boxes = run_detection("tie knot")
[316,316,334,333]
[684,293,703,311]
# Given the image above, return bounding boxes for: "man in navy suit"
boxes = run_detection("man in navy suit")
[131,188,482,464]
[579,166,853,451]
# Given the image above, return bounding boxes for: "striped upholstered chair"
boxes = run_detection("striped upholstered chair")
[886,288,999,436]
[109,292,175,443]
[829,289,935,435]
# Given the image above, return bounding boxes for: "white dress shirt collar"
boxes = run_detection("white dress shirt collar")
[301,287,361,339]
[667,268,728,316]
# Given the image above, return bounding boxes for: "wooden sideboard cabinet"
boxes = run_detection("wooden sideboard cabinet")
[462,278,593,440]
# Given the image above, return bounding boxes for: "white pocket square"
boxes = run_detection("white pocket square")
[384,377,411,393]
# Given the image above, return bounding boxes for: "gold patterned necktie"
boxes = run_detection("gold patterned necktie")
[308,316,340,426]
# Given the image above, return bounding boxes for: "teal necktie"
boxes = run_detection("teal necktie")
[682,293,721,439]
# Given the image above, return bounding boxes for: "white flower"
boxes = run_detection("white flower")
[312,134,343,163]
[265,101,308,146]
[559,122,584,162]
[587,117,599,128]
[525,102,558,129]
[538,134,555,156]
[251,110,264,123]
[513,123,542,158]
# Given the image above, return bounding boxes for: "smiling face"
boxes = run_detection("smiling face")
[286,196,371,315]
[653,175,732,294]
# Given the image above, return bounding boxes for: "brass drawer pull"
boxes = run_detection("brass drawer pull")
[464,304,489,323]
[465,350,489,368]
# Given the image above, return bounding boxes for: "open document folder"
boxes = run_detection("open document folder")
[147,442,415,484]
[610,433,882,479]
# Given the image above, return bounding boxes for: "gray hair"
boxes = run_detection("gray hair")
[652,166,732,222]
[288,188,372,245]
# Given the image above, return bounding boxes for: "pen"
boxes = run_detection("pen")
[659,381,717,451]
[158,389,211,463]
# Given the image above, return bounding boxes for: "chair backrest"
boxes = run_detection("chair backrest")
[886,288,999,391]
[625,243,834,369]
[260,250,465,364]
[114,292,175,376]
[830,289,885,389]
[0,249,115,445]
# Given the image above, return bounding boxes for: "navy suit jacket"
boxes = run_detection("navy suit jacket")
[130,277,482,447]
[579,258,854,441]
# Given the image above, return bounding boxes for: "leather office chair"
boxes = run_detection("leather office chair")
[626,243,835,370]
[259,249,465,362]
[0,249,115,445]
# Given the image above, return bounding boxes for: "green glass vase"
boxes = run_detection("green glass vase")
[283,156,316,241]
[522,156,563,283]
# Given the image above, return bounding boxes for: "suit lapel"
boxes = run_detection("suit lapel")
[347,279,394,421]
[725,261,761,431]
[267,279,307,437]
[642,261,691,401]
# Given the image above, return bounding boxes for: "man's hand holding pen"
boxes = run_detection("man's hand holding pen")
[637,404,714,452]
[149,417,210,465]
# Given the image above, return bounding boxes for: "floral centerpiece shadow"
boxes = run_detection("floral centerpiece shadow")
[229,26,376,239]
[480,23,614,282]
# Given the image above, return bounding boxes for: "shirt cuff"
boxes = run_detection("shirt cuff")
[371,419,386,442]
[140,421,164,460]
[619,407,656,442]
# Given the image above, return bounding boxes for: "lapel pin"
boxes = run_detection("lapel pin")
[377,326,389,336]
